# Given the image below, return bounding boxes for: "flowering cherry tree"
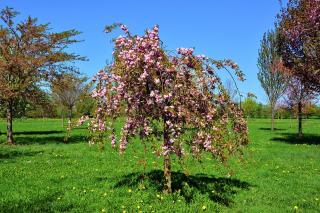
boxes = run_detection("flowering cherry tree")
[278,0,320,92]
[84,24,248,193]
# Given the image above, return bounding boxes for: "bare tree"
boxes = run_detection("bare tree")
[225,79,238,103]
[257,30,287,131]
[51,73,88,129]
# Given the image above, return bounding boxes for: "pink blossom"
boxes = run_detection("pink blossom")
[177,47,194,56]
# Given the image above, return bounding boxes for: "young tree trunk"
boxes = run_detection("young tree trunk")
[6,99,14,144]
[271,103,275,131]
[68,107,72,130]
[163,118,172,193]
[298,101,303,138]
[163,154,172,193]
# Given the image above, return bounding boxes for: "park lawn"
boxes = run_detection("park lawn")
[0,118,319,212]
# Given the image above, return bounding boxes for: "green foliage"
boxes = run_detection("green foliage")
[242,97,259,118]
[242,98,271,119]
[0,119,319,212]
[0,91,57,118]
[75,91,95,117]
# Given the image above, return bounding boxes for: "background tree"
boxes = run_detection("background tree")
[7,87,55,118]
[257,30,287,131]
[304,102,319,119]
[284,76,317,137]
[75,88,95,117]
[0,7,84,144]
[242,96,259,119]
[84,24,248,193]
[51,73,89,129]
[277,0,320,92]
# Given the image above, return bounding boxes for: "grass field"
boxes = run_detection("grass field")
[0,118,319,212]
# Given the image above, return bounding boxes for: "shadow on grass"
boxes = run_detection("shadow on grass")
[0,192,79,212]
[271,133,320,145]
[114,170,251,206]
[0,130,65,135]
[259,127,286,131]
[0,149,43,160]
[12,134,87,145]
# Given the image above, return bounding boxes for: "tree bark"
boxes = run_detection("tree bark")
[6,99,14,144]
[271,103,275,131]
[298,101,303,138]
[163,153,172,193]
[68,107,72,130]
[163,117,172,193]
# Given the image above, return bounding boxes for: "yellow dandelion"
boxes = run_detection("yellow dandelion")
[128,189,132,193]
[202,205,207,210]
[101,208,106,212]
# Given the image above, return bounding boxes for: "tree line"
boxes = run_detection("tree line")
[257,0,319,136]
[242,96,320,119]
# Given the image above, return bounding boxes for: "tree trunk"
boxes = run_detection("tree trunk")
[163,118,172,193]
[271,103,275,131]
[163,154,172,193]
[68,107,72,130]
[6,99,14,144]
[298,101,303,138]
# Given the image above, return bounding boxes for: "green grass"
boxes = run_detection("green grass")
[0,118,319,212]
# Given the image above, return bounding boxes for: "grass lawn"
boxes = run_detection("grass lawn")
[0,118,319,212]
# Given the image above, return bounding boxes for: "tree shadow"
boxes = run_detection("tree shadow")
[0,149,43,160]
[113,170,251,206]
[271,133,320,145]
[0,192,80,212]
[259,127,286,131]
[13,135,87,145]
[0,130,64,135]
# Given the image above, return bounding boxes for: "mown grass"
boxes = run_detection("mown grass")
[0,118,319,212]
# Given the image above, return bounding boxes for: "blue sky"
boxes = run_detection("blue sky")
[0,0,283,103]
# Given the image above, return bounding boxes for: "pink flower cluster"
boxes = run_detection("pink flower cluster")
[77,115,89,126]
[177,47,194,56]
